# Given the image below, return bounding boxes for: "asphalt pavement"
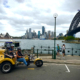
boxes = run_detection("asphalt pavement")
[0,63,80,80]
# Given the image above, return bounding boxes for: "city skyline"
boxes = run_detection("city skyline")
[23,26,63,39]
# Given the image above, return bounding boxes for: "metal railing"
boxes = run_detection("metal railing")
[33,46,80,56]
[35,49,54,58]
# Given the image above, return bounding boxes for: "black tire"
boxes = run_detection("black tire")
[35,60,43,67]
[1,62,12,73]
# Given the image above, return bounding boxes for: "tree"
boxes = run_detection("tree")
[64,36,75,41]
[58,36,65,40]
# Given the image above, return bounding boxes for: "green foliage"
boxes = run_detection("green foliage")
[58,37,65,40]
[64,36,75,40]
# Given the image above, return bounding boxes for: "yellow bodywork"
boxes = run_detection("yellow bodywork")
[0,49,6,61]
[0,49,15,65]
[24,55,29,61]
[34,58,42,64]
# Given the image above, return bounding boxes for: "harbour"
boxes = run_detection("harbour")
[0,39,80,55]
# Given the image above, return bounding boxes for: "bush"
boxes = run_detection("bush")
[58,37,65,40]
[64,36,75,40]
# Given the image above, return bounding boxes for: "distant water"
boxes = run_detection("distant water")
[0,39,80,55]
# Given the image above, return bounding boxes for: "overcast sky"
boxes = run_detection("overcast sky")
[0,0,80,37]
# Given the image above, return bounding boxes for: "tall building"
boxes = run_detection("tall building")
[26,29,28,34]
[25,29,28,38]
[38,31,40,38]
[42,26,45,35]
[29,28,32,39]
[44,32,47,38]
[48,31,51,38]
[51,31,54,37]
[29,28,31,33]
[32,30,36,38]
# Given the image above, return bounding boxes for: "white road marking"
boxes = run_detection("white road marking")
[44,63,65,65]
[65,64,70,72]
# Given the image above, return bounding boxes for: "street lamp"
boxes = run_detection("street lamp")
[53,13,58,59]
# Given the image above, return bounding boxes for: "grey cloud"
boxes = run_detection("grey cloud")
[60,0,80,12]
[15,7,41,17]
[30,25,42,30]
[14,27,26,31]
[0,9,73,32]
[26,3,32,8]
[0,14,34,25]
[32,14,73,27]
[0,0,7,14]
[0,0,3,4]
[18,4,73,27]
[0,14,8,19]
[11,23,42,32]
[0,5,6,14]
[62,27,69,28]
[9,23,27,31]
[13,0,74,28]
[57,15,72,26]
[15,0,25,3]
[15,0,31,4]
[14,3,51,17]
[0,22,3,25]
[9,18,34,25]
[0,24,6,31]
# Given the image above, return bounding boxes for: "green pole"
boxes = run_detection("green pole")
[52,50,54,59]
[37,49,38,58]
[54,17,56,59]
[33,46,35,54]
[33,46,34,54]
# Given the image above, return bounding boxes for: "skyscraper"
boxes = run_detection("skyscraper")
[32,30,36,38]
[48,31,51,38]
[26,29,28,38]
[29,28,31,33]
[42,26,45,35]
[51,31,54,37]
[29,28,32,39]
[38,31,40,38]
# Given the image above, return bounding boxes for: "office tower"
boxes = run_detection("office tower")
[32,30,36,38]
[38,31,40,38]
[51,31,54,37]
[29,28,31,33]
[26,29,28,34]
[48,31,51,38]
[25,29,28,38]
[29,28,32,39]
[44,32,47,38]
[29,33,32,39]
[42,26,45,35]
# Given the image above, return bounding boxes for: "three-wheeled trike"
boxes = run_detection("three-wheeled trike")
[0,41,43,73]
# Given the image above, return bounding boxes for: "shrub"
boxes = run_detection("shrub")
[64,36,75,40]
